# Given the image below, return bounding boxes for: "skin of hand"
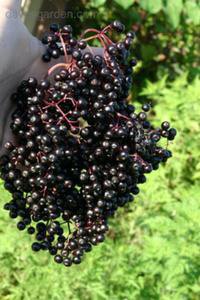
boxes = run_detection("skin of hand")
[0,0,46,155]
[0,0,102,156]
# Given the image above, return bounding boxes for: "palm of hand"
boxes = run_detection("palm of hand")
[0,0,102,156]
[0,0,47,155]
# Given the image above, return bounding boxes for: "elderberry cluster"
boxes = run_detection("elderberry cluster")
[0,21,176,267]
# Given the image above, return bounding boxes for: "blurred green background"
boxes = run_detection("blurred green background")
[0,0,200,299]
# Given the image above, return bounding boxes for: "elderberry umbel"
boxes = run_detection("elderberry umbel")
[0,21,176,267]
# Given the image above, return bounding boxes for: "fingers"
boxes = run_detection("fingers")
[0,0,22,12]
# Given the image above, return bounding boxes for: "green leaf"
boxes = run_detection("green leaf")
[141,44,157,62]
[185,0,200,25]
[164,0,183,29]
[113,0,133,9]
[140,0,163,14]
[90,0,106,7]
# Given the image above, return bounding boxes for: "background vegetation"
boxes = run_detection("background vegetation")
[0,0,200,299]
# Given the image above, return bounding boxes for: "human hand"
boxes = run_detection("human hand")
[0,0,103,156]
[0,0,47,155]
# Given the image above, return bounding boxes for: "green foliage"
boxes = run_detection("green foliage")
[89,0,200,27]
[185,0,200,25]
[164,0,183,28]
[66,0,199,92]
[0,74,199,299]
[141,74,200,185]
[113,0,134,10]
[140,0,163,14]
[90,0,106,7]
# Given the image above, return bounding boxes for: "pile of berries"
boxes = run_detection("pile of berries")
[0,21,176,267]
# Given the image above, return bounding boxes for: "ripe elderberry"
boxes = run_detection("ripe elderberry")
[0,21,176,267]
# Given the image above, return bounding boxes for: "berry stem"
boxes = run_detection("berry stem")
[59,32,68,64]
[48,63,72,76]
[101,33,113,45]
[102,25,112,33]
[81,28,100,38]
[117,113,131,121]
